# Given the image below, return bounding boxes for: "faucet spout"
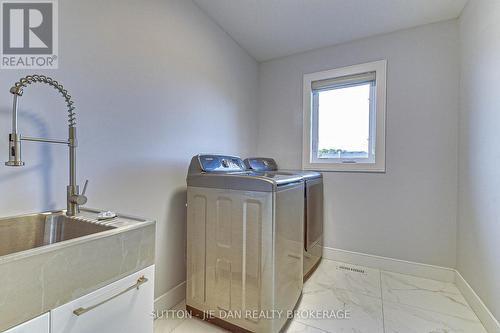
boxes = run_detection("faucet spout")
[6,93,24,166]
[5,74,86,216]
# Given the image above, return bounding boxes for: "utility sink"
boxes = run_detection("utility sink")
[0,212,115,257]
[0,208,155,332]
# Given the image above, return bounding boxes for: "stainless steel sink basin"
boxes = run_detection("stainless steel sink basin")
[0,213,115,257]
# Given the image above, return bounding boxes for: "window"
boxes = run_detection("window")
[303,60,386,172]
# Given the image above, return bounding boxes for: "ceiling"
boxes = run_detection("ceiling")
[193,0,468,62]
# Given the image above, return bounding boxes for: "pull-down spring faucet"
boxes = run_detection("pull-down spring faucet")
[5,74,87,216]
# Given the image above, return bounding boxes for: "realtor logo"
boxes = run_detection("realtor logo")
[1,0,58,69]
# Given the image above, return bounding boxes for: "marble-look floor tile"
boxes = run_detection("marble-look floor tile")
[381,271,474,318]
[295,287,384,333]
[154,301,188,333]
[171,317,229,333]
[383,301,488,333]
[154,317,185,333]
[304,259,381,298]
[284,320,329,332]
[172,301,186,310]
[155,314,324,333]
[156,267,488,333]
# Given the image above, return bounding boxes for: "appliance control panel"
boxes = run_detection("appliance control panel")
[198,154,245,172]
[244,157,278,171]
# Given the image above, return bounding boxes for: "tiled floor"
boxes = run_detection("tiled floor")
[154,258,488,333]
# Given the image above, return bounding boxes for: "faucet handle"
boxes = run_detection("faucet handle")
[81,179,89,196]
[70,180,88,206]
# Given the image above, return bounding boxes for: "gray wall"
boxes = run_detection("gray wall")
[257,21,460,267]
[458,0,500,319]
[0,0,258,299]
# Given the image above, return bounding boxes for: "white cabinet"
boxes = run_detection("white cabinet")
[4,313,49,333]
[51,265,154,333]
[2,266,154,333]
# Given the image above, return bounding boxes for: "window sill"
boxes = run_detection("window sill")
[302,162,386,173]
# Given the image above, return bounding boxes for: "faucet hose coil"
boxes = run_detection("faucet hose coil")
[11,74,76,127]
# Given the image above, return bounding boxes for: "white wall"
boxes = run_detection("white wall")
[0,0,258,299]
[257,21,460,267]
[458,0,500,319]
[5,1,497,317]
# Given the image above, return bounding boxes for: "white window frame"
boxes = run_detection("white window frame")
[302,60,387,172]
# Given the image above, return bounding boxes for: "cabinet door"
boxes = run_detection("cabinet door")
[3,313,49,333]
[51,265,154,333]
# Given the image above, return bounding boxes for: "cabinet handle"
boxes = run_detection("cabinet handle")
[73,276,148,316]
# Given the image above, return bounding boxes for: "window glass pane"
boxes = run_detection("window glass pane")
[317,83,371,159]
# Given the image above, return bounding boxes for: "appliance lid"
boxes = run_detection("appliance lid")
[244,157,322,180]
[279,169,322,180]
[246,171,303,185]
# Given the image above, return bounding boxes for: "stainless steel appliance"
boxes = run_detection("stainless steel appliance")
[186,154,304,333]
[244,158,323,281]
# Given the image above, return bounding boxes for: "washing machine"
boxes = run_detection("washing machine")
[243,157,323,281]
[186,154,304,333]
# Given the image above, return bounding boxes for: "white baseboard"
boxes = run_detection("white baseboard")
[455,271,500,333]
[154,281,186,312]
[322,246,456,282]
